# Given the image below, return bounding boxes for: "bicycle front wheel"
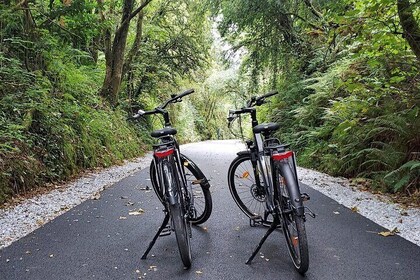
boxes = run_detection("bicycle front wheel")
[150,154,212,225]
[277,165,309,274]
[228,154,267,220]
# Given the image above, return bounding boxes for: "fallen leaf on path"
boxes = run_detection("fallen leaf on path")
[333,211,340,215]
[196,270,203,274]
[351,206,359,213]
[119,216,127,220]
[148,265,157,271]
[378,227,400,237]
[129,208,145,215]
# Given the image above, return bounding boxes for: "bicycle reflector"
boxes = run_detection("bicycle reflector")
[154,148,174,158]
[272,151,293,161]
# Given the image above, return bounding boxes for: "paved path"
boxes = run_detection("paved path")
[1,141,419,279]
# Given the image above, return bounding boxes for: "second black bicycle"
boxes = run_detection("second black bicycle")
[227,91,315,274]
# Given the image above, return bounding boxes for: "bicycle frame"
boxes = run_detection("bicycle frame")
[228,91,306,219]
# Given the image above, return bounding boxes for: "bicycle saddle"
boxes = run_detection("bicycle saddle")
[151,127,177,138]
[253,122,280,134]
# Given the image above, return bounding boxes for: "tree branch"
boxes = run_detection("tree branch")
[117,0,152,34]
[303,0,323,19]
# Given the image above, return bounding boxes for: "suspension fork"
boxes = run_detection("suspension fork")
[249,142,276,213]
[249,150,263,189]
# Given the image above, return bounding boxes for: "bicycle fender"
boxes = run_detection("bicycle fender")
[166,190,178,206]
[278,161,305,216]
[181,154,211,190]
[237,150,250,156]
[237,150,258,163]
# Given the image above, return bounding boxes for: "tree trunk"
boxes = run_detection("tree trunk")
[397,0,420,61]
[20,0,38,71]
[99,0,134,106]
[123,7,144,78]
[99,0,152,107]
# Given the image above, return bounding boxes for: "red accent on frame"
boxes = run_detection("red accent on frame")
[272,151,293,161]
[154,148,174,158]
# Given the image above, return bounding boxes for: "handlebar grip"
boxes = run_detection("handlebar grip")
[129,109,156,120]
[257,90,278,100]
[177,88,194,99]
[139,109,157,116]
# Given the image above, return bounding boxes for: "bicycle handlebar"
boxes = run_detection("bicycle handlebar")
[247,90,278,107]
[130,89,194,120]
[256,90,278,102]
[162,88,194,109]
[227,90,278,125]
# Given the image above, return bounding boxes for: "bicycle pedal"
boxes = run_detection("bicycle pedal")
[159,225,172,236]
[249,215,263,227]
[301,193,310,201]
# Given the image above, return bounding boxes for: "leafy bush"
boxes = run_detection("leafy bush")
[0,53,147,204]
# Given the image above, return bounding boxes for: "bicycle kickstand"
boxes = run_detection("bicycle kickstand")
[245,215,280,264]
[141,211,170,259]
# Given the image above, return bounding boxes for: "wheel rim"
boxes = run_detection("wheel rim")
[282,212,302,265]
[230,157,267,218]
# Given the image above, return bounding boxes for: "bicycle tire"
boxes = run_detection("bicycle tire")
[228,153,268,220]
[169,202,192,269]
[161,160,192,269]
[277,165,309,274]
[150,154,212,225]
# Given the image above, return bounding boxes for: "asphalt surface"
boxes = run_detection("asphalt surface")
[1,140,419,280]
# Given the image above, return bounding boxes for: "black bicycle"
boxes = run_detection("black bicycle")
[130,89,212,269]
[227,91,315,274]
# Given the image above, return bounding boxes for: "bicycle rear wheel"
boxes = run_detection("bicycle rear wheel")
[169,202,192,269]
[150,154,212,224]
[162,160,192,269]
[276,165,309,274]
[228,154,268,221]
